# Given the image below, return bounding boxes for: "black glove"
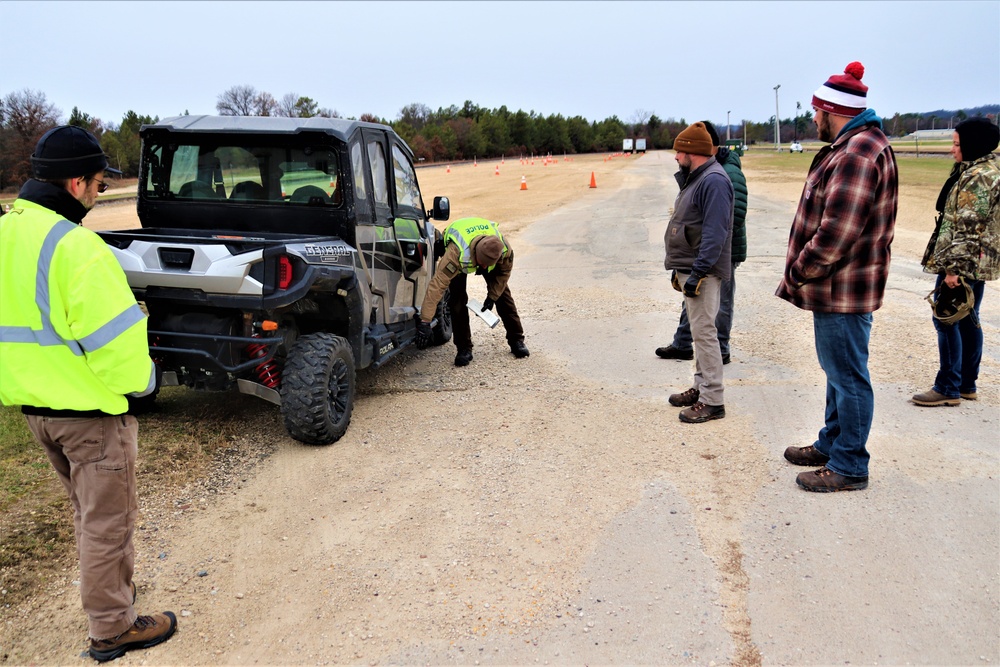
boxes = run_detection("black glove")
[670,271,682,293]
[481,297,495,312]
[683,273,705,298]
[415,320,433,349]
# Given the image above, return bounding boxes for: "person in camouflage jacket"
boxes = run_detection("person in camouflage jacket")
[913,117,1000,407]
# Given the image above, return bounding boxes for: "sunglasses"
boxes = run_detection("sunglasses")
[85,176,110,193]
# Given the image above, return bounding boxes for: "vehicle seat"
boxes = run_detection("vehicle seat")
[178,181,219,199]
[290,185,330,204]
[230,181,266,201]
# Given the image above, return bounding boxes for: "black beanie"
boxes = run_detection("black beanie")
[701,120,721,148]
[31,126,122,179]
[955,118,1000,162]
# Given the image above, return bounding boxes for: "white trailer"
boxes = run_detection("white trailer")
[622,138,634,153]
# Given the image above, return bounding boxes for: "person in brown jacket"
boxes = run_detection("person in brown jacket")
[416,217,529,366]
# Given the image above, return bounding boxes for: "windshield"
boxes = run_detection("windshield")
[142,139,342,206]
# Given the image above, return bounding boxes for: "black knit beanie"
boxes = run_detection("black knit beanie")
[701,120,721,148]
[31,125,121,179]
[955,118,1000,162]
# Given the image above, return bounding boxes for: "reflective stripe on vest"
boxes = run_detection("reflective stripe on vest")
[0,219,145,355]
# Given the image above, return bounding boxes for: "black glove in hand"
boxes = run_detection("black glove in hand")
[415,320,433,349]
[683,273,705,298]
[481,297,495,312]
[670,271,682,293]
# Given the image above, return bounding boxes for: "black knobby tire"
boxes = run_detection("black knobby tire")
[432,287,453,346]
[279,333,355,445]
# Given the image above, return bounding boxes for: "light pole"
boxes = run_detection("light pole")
[726,110,731,142]
[773,85,781,151]
[795,101,801,140]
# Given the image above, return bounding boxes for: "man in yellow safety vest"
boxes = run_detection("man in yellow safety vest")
[415,217,529,366]
[0,126,177,661]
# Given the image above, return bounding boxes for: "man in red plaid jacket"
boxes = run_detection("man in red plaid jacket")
[776,61,898,493]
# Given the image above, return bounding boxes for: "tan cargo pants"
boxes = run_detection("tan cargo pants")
[25,414,139,640]
[679,272,725,406]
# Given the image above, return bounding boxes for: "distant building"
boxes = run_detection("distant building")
[906,129,955,139]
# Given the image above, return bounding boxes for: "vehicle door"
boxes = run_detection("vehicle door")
[358,128,407,325]
[388,141,431,317]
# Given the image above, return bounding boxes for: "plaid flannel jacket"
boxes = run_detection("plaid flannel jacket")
[776,123,898,313]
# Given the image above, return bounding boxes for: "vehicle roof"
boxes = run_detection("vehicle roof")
[141,114,394,142]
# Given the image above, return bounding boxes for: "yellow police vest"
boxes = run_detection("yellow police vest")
[0,199,154,414]
[443,217,507,273]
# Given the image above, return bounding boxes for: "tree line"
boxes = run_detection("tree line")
[2,85,997,191]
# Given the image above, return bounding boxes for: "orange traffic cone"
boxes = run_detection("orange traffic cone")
[495,165,500,176]
[589,172,597,189]
[446,165,451,173]
[520,176,527,191]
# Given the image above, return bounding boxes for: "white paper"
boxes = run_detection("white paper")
[466,298,500,328]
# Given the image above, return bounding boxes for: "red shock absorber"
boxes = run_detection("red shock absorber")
[246,338,280,389]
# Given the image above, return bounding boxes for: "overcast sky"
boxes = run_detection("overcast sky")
[2,1,997,129]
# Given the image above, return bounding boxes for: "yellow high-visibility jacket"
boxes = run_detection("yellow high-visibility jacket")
[0,198,154,415]
[443,217,508,273]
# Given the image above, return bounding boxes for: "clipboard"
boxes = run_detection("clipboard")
[466,298,501,328]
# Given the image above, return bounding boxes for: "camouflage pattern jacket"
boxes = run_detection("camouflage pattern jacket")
[923,153,1000,281]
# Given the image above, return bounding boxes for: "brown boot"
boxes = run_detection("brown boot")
[89,612,177,662]
[796,467,868,492]
[911,389,960,406]
[679,402,725,423]
[783,445,830,467]
[668,387,700,407]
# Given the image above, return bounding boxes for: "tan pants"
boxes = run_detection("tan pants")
[25,414,139,640]
[679,272,725,406]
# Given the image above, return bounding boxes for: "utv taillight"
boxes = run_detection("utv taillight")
[278,255,293,290]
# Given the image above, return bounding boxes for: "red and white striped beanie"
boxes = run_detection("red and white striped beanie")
[812,62,868,117]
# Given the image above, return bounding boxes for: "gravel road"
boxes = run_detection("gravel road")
[3,152,997,666]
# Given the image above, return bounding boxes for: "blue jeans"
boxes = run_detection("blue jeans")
[673,263,736,356]
[932,274,985,398]
[812,312,874,478]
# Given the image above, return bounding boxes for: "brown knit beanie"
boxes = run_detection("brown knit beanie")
[475,235,504,266]
[674,122,714,156]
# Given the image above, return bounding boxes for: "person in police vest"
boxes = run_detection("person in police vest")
[0,126,177,661]
[415,217,529,366]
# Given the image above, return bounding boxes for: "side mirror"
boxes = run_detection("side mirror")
[430,196,450,221]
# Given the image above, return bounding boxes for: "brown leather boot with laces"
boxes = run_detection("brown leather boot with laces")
[679,402,725,423]
[669,387,700,407]
[89,612,177,662]
[796,467,868,492]
[783,445,830,467]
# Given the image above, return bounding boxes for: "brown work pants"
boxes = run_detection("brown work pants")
[25,414,139,640]
[448,271,524,351]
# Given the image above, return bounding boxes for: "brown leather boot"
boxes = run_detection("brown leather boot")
[668,387,700,407]
[89,612,177,662]
[796,467,868,492]
[783,445,830,467]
